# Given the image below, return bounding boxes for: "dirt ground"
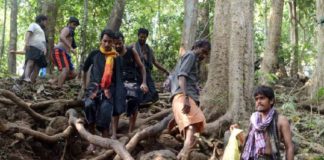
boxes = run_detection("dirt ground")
[0,76,324,160]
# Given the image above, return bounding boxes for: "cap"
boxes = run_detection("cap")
[69,16,80,26]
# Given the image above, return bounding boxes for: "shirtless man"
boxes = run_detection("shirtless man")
[51,17,79,88]
[241,85,294,160]
[133,28,169,104]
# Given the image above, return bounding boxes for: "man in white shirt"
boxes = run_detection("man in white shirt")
[23,15,48,83]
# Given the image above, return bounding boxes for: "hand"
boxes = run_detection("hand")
[104,89,111,99]
[230,124,240,131]
[43,49,47,55]
[71,48,77,54]
[182,96,190,114]
[140,83,149,93]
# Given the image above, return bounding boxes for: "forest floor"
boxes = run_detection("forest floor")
[0,76,324,160]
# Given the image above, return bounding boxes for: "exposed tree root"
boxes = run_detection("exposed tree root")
[203,113,232,137]
[136,108,172,127]
[66,109,134,160]
[293,130,324,154]
[0,97,14,105]
[114,114,173,160]
[0,89,53,122]
[0,120,73,143]
[30,99,83,110]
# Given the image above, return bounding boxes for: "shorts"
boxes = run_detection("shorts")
[25,46,47,68]
[52,48,74,71]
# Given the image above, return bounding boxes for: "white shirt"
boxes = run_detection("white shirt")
[27,22,46,52]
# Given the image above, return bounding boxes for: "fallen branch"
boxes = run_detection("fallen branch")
[66,109,134,160]
[114,114,173,160]
[0,120,73,143]
[0,89,53,122]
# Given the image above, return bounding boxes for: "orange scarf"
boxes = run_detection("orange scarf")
[100,46,117,89]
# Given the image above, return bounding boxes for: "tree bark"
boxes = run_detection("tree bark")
[201,0,254,138]
[41,0,59,74]
[80,0,89,64]
[259,0,284,85]
[179,0,198,56]
[309,0,324,110]
[198,0,210,83]
[8,0,18,74]
[106,0,126,32]
[289,0,299,77]
[0,0,7,59]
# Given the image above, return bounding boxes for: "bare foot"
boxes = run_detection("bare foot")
[111,134,117,140]
[177,148,191,160]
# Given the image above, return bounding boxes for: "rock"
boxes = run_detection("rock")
[139,150,176,160]
[14,133,25,140]
[158,134,182,149]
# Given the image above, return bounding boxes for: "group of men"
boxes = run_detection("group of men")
[21,14,294,160]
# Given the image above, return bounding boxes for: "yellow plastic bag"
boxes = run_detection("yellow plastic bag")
[222,128,243,160]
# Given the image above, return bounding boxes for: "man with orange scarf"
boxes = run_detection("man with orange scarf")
[82,29,126,153]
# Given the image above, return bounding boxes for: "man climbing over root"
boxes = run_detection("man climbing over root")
[82,29,125,153]
[133,28,169,105]
[112,31,148,139]
[168,40,211,160]
[50,17,80,88]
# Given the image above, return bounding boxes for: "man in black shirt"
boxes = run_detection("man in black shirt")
[82,29,125,152]
[113,31,148,139]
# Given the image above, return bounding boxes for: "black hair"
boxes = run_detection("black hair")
[115,31,124,41]
[253,85,275,101]
[68,16,80,26]
[35,15,47,23]
[100,29,115,40]
[191,39,211,51]
[137,28,149,36]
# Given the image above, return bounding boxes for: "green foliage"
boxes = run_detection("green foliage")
[255,70,278,85]
[276,93,297,112]
[313,87,324,101]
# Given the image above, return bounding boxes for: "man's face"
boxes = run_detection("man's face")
[40,20,48,29]
[100,34,114,51]
[69,22,78,30]
[254,94,273,112]
[197,46,210,61]
[138,33,148,45]
[114,38,124,53]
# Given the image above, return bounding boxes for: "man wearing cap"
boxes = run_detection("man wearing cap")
[51,16,80,88]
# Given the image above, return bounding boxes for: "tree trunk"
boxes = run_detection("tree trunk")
[198,0,210,83]
[309,0,324,108]
[201,0,254,138]
[8,0,18,74]
[259,0,284,85]
[179,0,198,56]
[80,0,89,64]
[289,0,299,77]
[41,0,59,74]
[105,0,125,32]
[0,0,7,59]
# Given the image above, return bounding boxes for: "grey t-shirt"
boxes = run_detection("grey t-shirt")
[171,51,200,103]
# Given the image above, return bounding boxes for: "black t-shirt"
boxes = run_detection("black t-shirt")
[121,47,140,82]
